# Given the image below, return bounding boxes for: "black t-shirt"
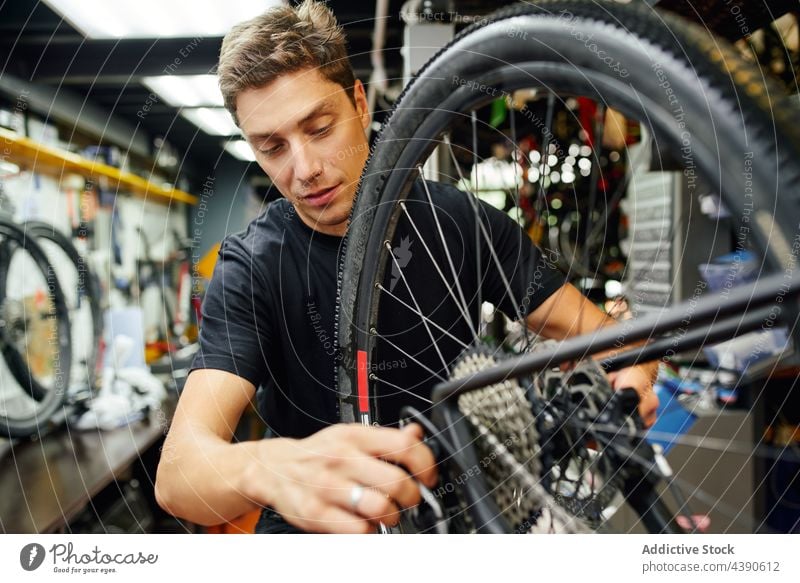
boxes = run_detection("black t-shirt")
[191,180,565,438]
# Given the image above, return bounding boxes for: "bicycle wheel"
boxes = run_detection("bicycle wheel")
[0,220,71,438]
[338,0,800,533]
[20,222,103,396]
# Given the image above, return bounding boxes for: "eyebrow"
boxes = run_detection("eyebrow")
[248,99,337,141]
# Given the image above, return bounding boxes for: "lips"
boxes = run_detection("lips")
[301,183,341,208]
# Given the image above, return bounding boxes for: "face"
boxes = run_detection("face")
[237,68,371,237]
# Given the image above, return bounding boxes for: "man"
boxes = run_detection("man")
[155,0,658,534]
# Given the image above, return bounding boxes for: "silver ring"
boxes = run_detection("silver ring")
[349,485,365,513]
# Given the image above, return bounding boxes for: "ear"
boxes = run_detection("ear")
[352,79,370,130]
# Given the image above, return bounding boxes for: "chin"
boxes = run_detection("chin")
[310,210,349,230]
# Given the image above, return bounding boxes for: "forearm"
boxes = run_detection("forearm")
[528,283,659,382]
[158,422,439,534]
[155,430,275,526]
[527,284,612,340]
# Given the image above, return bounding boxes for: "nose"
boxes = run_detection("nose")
[292,140,323,187]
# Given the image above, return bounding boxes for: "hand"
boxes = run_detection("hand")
[245,423,438,533]
[607,364,659,428]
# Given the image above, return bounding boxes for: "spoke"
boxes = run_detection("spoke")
[416,166,480,334]
[585,144,648,248]
[374,327,447,382]
[399,201,480,344]
[445,133,536,350]
[376,282,471,350]
[509,104,519,205]
[508,104,534,352]
[385,241,451,374]
[475,213,529,324]
[421,166,528,326]
[444,134,471,198]
[534,91,557,215]
[369,374,433,405]
[470,113,483,328]
[581,104,607,286]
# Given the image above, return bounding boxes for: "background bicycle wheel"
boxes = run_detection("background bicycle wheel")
[0,220,71,438]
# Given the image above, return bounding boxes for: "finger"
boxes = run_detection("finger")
[341,455,425,510]
[639,393,659,428]
[640,408,657,428]
[344,483,403,527]
[361,423,438,488]
[343,425,439,488]
[379,442,438,491]
[300,505,377,534]
[399,423,439,485]
[401,422,424,440]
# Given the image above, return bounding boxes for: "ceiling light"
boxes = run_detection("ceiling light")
[0,161,20,175]
[224,140,256,162]
[42,0,283,39]
[143,75,223,108]
[181,108,239,136]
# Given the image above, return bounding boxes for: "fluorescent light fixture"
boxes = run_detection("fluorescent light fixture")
[181,108,239,136]
[42,0,284,39]
[224,140,256,162]
[143,75,223,108]
[0,161,20,176]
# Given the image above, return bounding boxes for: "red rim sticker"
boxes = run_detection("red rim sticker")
[356,350,369,413]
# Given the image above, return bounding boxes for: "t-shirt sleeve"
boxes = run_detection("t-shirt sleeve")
[189,234,273,387]
[478,200,566,319]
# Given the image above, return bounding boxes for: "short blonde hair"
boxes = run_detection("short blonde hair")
[218,0,357,125]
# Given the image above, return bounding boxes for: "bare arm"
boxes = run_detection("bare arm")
[155,368,438,532]
[526,283,659,426]
[155,368,266,525]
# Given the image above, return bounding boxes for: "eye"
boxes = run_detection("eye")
[312,125,332,137]
[259,144,283,157]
